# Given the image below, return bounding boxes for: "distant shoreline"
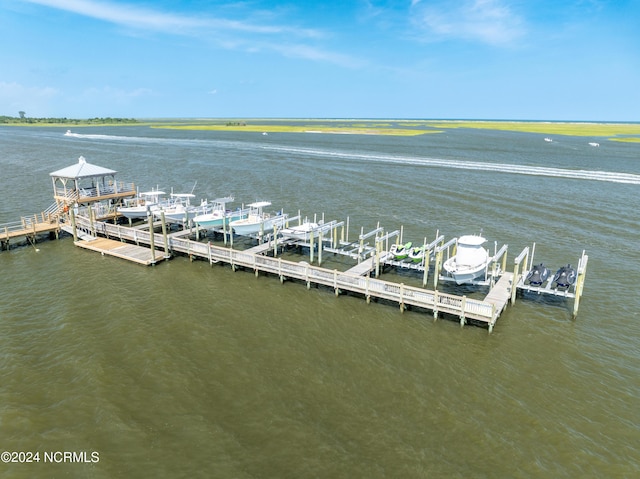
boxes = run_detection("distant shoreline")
[3,117,639,141]
[152,119,640,141]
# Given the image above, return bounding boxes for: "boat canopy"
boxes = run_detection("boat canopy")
[247,201,271,208]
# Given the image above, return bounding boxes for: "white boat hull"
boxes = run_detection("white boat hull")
[442,234,489,284]
[231,215,286,235]
[280,222,333,241]
[117,204,158,220]
[443,259,488,284]
[193,211,245,228]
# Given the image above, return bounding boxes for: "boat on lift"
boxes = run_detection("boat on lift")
[552,264,576,289]
[525,263,551,286]
[192,197,245,229]
[117,189,166,220]
[280,221,334,241]
[153,193,211,223]
[442,235,490,284]
[389,241,412,260]
[229,201,287,236]
[408,245,426,263]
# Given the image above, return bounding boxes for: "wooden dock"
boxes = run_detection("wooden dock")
[0,212,62,249]
[482,272,514,319]
[69,214,504,330]
[74,237,166,265]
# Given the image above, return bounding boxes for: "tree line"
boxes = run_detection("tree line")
[0,115,139,124]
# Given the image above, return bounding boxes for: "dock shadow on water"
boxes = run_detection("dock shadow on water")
[1,125,639,477]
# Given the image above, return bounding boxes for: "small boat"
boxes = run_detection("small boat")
[117,189,166,220]
[408,245,426,263]
[389,241,412,260]
[229,201,287,236]
[525,263,551,286]
[153,193,211,223]
[442,235,490,285]
[588,142,600,147]
[544,137,553,142]
[280,221,333,241]
[193,197,245,229]
[552,264,576,289]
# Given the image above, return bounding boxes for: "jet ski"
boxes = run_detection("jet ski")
[552,264,576,289]
[525,263,550,286]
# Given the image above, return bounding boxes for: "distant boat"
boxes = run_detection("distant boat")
[442,235,490,285]
[544,138,553,142]
[262,132,268,136]
[588,142,600,147]
[65,129,72,136]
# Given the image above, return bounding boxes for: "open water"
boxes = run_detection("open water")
[1,124,639,478]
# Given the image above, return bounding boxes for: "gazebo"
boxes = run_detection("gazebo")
[50,156,136,213]
[50,156,136,205]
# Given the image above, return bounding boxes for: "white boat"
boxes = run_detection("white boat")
[153,193,211,223]
[544,137,553,142]
[192,196,246,229]
[442,235,490,285]
[280,221,333,241]
[229,201,287,236]
[588,142,600,147]
[117,189,166,220]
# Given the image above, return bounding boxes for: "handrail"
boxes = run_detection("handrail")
[73,215,496,322]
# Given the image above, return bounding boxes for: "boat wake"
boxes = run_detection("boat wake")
[262,145,640,185]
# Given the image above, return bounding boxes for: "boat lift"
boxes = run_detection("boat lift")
[434,237,509,288]
[512,243,589,319]
[379,231,445,287]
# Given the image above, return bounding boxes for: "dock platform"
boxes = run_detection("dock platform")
[74,237,166,265]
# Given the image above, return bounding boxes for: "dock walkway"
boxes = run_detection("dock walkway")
[72,215,500,330]
[482,272,514,318]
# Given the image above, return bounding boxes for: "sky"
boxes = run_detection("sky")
[0,0,638,121]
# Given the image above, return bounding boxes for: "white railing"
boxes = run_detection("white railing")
[72,215,496,323]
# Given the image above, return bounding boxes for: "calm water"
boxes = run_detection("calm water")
[1,124,639,477]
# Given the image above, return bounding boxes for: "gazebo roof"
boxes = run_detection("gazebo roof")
[50,156,117,179]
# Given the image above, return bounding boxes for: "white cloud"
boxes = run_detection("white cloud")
[19,0,360,66]
[22,0,321,38]
[0,81,59,115]
[411,0,526,46]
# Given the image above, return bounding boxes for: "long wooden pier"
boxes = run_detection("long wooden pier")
[71,214,503,331]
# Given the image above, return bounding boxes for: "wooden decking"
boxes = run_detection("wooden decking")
[1,213,62,248]
[482,272,514,318]
[70,215,502,329]
[74,237,166,265]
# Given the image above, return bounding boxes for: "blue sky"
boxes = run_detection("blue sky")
[1,0,638,120]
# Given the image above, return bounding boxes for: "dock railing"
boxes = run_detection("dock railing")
[73,215,497,324]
